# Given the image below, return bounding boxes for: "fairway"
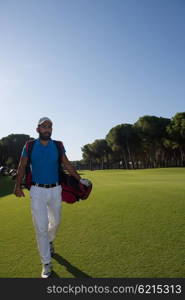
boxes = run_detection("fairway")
[0,168,185,278]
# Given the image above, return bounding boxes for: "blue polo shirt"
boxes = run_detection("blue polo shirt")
[22,139,66,184]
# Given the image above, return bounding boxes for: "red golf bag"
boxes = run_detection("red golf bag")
[61,172,92,204]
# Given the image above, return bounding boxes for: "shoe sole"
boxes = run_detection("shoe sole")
[41,271,52,278]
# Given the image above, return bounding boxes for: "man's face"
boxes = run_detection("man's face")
[37,121,52,140]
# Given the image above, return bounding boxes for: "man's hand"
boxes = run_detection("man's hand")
[14,187,25,197]
[80,178,92,187]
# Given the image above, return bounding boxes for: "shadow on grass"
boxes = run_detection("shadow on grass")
[50,270,60,278]
[53,253,92,278]
[0,176,15,197]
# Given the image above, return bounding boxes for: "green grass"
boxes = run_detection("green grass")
[0,168,185,278]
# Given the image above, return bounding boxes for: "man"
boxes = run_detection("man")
[14,117,89,278]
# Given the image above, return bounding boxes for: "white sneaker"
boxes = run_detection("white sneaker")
[41,262,52,278]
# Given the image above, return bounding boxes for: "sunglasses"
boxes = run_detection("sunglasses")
[39,125,52,129]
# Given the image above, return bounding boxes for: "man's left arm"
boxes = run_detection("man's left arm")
[61,154,81,182]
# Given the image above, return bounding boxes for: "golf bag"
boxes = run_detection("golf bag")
[61,172,92,203]
[24,139,92,203]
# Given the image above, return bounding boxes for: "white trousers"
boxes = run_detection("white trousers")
[30,185,62,264]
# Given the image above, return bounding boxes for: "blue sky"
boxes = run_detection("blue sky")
[0,0,185,160]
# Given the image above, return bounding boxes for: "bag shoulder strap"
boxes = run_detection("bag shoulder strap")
[53,140,65,157]
[25,139,64,161]
[53,140,66,184]
[25,139,35,161]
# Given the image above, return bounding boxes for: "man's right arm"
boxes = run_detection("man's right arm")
[14,156,28,197]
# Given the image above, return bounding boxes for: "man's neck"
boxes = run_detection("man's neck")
[39,139,50,146]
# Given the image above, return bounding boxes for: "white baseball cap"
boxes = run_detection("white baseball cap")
[38,117,53,126]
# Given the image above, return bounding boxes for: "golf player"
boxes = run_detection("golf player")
[14,117,89,278]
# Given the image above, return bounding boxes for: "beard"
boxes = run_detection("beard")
[39,132,52,141]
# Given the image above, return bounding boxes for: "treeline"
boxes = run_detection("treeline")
[0,112,184,170]
[0,134,32,168]
[80,112,185,170]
